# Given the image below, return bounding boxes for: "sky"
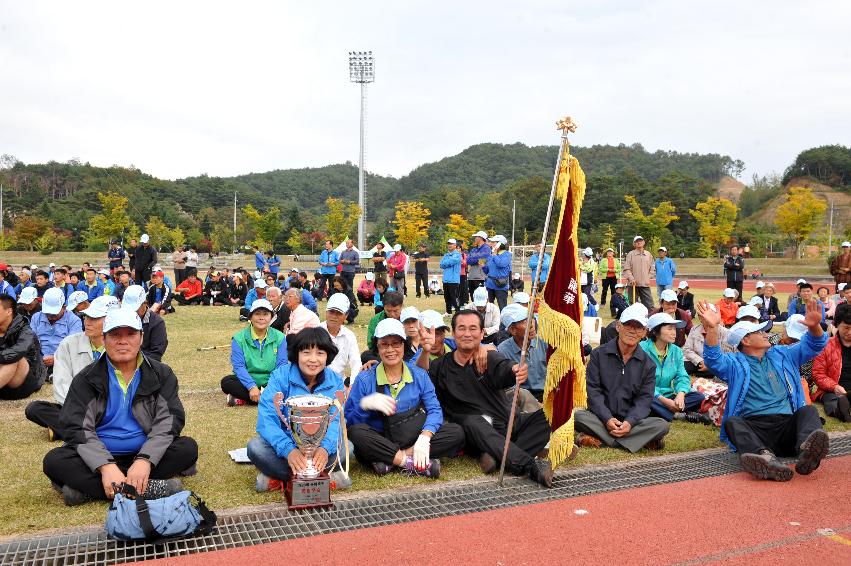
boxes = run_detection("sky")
[1,1,849,183]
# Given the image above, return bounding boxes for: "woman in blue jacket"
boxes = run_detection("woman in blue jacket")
[248,327,345,492]
[483,235,512,310]
[345,318,464,478]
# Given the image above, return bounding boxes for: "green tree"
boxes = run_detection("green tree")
[393,201,431,250]
[286,228,306,254]
[623,195,678,246]
[689,197,738,257]
[12,215,53,251]
[324,197,361,244]
[144,217,170,249]
[775,186,828,258]
[168,226,186,250]
[242,204,283,249]
[87,191,134,245]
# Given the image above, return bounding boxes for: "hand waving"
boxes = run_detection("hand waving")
[696,300,720,329]
[418,323,435,352]
[803,298,823,329]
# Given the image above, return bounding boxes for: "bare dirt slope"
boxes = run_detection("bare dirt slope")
[717,175,746,202]
[746,177,851,234]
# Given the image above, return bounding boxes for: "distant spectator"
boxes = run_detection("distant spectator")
[654,246,676,301]
[317,240,339,300]
[676,281,695,317]
[440,239,462,315]
[372,242,388,276]
[358,272,376,305]
[484,235,511,310]
[829,241,851,293]
[610,282,630,320]
[715,288,740,327]
[723,245,744,299]
[339,239,361,291]
[107,242,125,274]
[622,236,655,311]
[527,243,550,292]
[597,247,620,307]
[467,231,491,297]
[174,272,204,306]
[171,246,188,286]
[135,234,158,285]
[412,243,431,298]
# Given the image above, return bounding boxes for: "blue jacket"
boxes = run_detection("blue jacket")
[788,298,825,322]
[0,280,17,300]
[528,252,551,283]
[301,289,317,313]
[319,250,340,275]
[703,331,827,450]
[244,288,261,310]
[484,250,512,291]
[77,280,105,301]
[345,362,445,435]
[13,281,33,296]
[466,243,491,279]
[654,258,676,286]
[267,255,281,275]
[256,363,344,458]
[439,250,462,284]
[254,251,266,271]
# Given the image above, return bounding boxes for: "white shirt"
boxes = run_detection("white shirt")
[320,322,361,378]
[463,302,501,335]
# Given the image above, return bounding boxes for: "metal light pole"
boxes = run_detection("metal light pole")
[349,51,374,251]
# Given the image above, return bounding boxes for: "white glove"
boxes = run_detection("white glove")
[413,434,431,470]
[359,393,396,415]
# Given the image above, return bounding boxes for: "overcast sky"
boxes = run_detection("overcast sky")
[1,1,849,183]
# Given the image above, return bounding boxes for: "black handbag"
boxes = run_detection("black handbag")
[383,403,427,447]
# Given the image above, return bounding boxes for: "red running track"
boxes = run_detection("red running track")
[140,455,851,566]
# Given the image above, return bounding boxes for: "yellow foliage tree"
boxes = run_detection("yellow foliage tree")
[325,197,362,244]
[775,186,827,258]
[86,191,134,246]
[623,195,678,247]
[144,217,170,249]
[689,197,738,258]
[393,201,431,250]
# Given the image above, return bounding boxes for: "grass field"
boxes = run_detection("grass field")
[0,270,847,538]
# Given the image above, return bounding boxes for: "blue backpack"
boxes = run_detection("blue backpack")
[106,483,216,543]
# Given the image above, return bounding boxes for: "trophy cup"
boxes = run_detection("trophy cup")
[273,393,338,510]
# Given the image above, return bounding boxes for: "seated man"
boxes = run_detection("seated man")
[788,283,826,323]
[146,270,174,315]
[813,303,851,421]
[428,309,553,488]
[202,270,230,306]
[321,294,362,382]
[122,286,168,362]
[0,294,47,400]
[33,269,53,298]
[284,288,320,335]
[239,279,267,320]
[67,291,90,322]
[78,268,104,301]
[697,298,829,481]
[676,280,695,317]
[0,267,17,300]
[464,287,500,343]
[42,308,198,505]
[26,296,116,440]
[574,304,670,452]
[174,272,203,306]
[497,304,546,403]
[16,287,41,322]
[98,269,116,296]
[266,287,290,333]
[30,287,83,373]
[610,282,630,320]
[366,291,404,345]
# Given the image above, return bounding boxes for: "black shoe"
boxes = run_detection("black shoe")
[372,461,393,476]
[795,430,829,475]
[740,450,793,481]
[62,485,91,506]
[675,412,713,425]
[528,459,553,488]
[478,453,497,474]
[646,438,666,451]
[144,479,183,499]
[836,395,851,422]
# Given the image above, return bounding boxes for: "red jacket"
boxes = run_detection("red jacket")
[176,278,202,299]
[812,335,844,394]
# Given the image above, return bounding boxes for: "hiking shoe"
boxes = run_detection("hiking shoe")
[226,394,246,407]
[329,470,352,490]
[239,315,249,322]
[478,452,497,474]
[675,412,714,425]
[575,433,602,448]
[399,457,440,479]
[179,464,198,477]
[740,450,793,481]
[528,459,554,488]
[646,438,666,451]
[50,481,63,494]
[372,461,394,476]
[795,430,829,476]
[62,485,91,506]
[144,479,183,499]
[255,473,285,493]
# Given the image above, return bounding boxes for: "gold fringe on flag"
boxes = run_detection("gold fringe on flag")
[537,147,588,467]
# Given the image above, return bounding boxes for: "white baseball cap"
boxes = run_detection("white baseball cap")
[254,270,262,280]
[326,293,350,314]
[250,298,275,314]
[633,235,644,242]
[615,282,626,289]
[17,287,38,305]
[42,287,66,315]
[605,247,614,253]
[365,272,375,281]
[140,234,150,243]
[500,304,528,329]
[796,278,807,285]
[420,309,449,331]
[748,296,764,306]
[755,281,765,289]
[619,303,649,326]
[677,281,689,290]
[727,320,772,348]
[723,288,737,298]
[97,268,111,276]
[513,291,530,304]
[841,241,851,248]
[400,306,421,322]
[472,230,488,239]
[784,314,808,340]
[736,304,761,321]
[472,286,488,307]
[489,234,508,246]
[582,247,593,257]
[49,263,56,268]
[393,244,401,252]
[660,289,678,303]
[658,246,667,252]
[254,279,268,289]
[67,291,90,312]
[839,283,847,291]
[647,312,686,331]
[30,264,38,271]
[81,295,119,318]
[122,285,147,311]
[103,307,143,333]
[447,238,457,245]
[374,318,406,340]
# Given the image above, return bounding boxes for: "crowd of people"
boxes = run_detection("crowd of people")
[0,233,849,508]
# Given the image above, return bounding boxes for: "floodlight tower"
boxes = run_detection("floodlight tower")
[349,51,374,251]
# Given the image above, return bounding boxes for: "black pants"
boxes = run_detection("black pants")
[341,271,356,291]
[347,423,466,467]
[723,406,822,456]
[727,280,743,299]
[415,272,430,297]
[444,283,459,314]
[458,409,550,475]
[318,274,334,299]
[822,392,851,422]
[202,293,229,306]
[684,361,715,378]
[220,375,258,403]
[174,268,186,286]
[175,295,202,306]
[600,276,617,305]
[458,275,469,306]
[488,289,508,311]
[43,437,198,499]
[25,401,66,439]
[468,279,484,298]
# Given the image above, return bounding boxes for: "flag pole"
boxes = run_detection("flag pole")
[497,116,576,487]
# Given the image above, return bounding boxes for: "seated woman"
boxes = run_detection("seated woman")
[221,299,287,406]
[357,272,375,306]
[329,275,359,324]
[247,327,345,492]
[641,312,710,424]
[818,286,838,321]
[373,277,388,314]
[345,318,465,478]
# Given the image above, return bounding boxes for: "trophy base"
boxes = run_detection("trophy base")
[285,473,333,510]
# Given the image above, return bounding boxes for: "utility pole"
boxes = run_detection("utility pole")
[349,51,375,251]
[0,183,4,236]
[827,199,834,258]
[233,192,237,253]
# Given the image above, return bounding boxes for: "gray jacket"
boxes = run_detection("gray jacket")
[585,338,656,426]
[52,332,95,405]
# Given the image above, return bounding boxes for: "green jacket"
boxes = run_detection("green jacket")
[232,326,286,388]
[597,257,622,278]
[639,339,690,399]
[366,311,388,346]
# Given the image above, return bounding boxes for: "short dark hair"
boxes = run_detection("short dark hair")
[452,309,484,331]
[333,275,348,290]
[290,279,302,289]
[374,277,388,290]
[383,291,404,307]
[35,270,49,280]
[86,267,96,273]
[799,283,813,291]
[299,271,307,279]
[0,294,15,311]
[835,303,851,326]
[54,268,67,275]
[287,327,338,365]
[325,240,333,246]
[816,286,830,295]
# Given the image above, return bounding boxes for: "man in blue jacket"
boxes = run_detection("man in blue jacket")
[439,239,462,316]
[466,231,491,298]
[654,246,676,301]
[317,240,339,301]
[697,298,829,481]
[528,243,551,292]
[484,234,512,310]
